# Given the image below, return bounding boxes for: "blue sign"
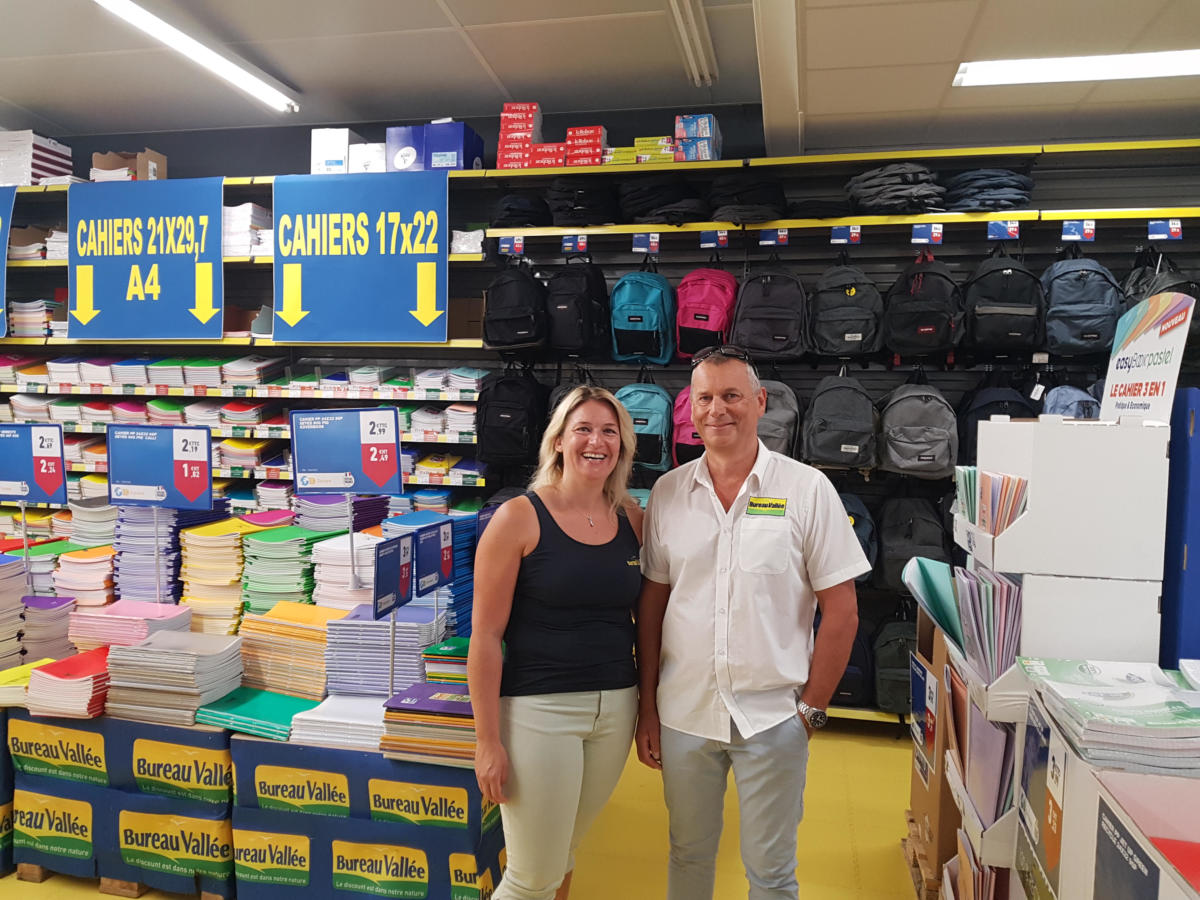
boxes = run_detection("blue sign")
[106,424,213,510]
[561,235,587,253]
[272,172,448,343]
[0,424,67,505]
[830,225,861,245]
[0,186,15,339]
[290,407,401,495]
[1061,219,1096,241]
[758,228,788,246]
[632,232,660,254]
[1148,218,1182,240]
[476,505,496,543]
[698,230,728,249]
[987,220,1021,240]
[911,223,944,245]
[67,178,225,340]
[373,534,414,619]
[497,235,524,256]
[415,519,454,593]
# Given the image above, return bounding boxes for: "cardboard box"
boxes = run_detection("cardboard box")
[566,125,607,140]
[634,136,675,149]
[675,138,720,161]
[7,709,108,786]
[497,139,533,153]
[385,123,484,172]
[502,102,540,113]
[566,155,604,168]
[566,145,607,159]
[105,717,232,806]
[92,148,167,181]
[448,297,484,341]
[530,158,565,168]
[348,142,386,173]
[0,709,11,799]
[497,152,533,167]
[496,160,530,170]
[12,772,106,878]
[310,129,362,175]
[675,113,721,140]
[0,795,11,877]
[499,111,542,127]
[532,142,566,156]
[499,128,541,144]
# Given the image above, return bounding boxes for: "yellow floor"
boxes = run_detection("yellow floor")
[0,719,913,900]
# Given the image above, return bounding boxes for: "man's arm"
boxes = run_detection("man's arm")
[635,577,671,769]
[800,578,859,725]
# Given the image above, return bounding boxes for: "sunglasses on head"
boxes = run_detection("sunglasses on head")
[690,345,757,370]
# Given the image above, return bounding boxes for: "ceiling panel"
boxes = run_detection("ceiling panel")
[962,0,1170,58]
[705,4,761,101]
[806,64,957,115]
[1126,0,1200,51]
[178,0,454,41]
[0,96,69,134]
[806,1,980,70]
[942,82,1094,109]
[0,0,159,57]
[1085,75,1200,105]
[446,0,665,27]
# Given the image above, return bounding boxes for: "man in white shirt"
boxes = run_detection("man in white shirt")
[636,346,870,900]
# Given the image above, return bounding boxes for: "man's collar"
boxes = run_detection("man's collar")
[691,440,772,492]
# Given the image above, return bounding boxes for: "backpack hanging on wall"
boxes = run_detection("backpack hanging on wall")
[1042,384,1101,419]
[1041,245,1125,355]
[956,379,1039,464]
[873,618,917,714]
[675,264,739,359]
[672,386,704,466]
[615,377,673,471]
[728,259,808,360]
[876,376,958,480]
[882,248,963,356]
[483,262,548,353]
[610,257,676,365]
[839,492,877,583]
[808,252,884,356]
[477,367,549,465]
[962,243,1044,352]
[546,255,610,358]
[875,497,949,592]
[800,372,877,469]
[814,609,875,708]
[758,379,803,457]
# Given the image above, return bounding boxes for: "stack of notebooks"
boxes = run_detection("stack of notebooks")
[290,694,387,751]
[26,646,110,718]
[220,400,276,426]
[349,365,395,387]
[79,357,118,383]
[52,546,115,607]
[325,604,447,695]
[181,516,277,634]
[9,393,53,421]
[445,403,477,433]
[183,359,225,387]
[112,400,148,424]
[0,130,73,186]
[183,399,223,427]
[414,368,449,390]
[241,526,345,613]
[293,494,389,532]
[196,685,320,741]
[106,631,243,725]
[66,499,119,547]
[311,531,384,611]
[956,466,1029,536]
[239,601,348,700]
[256,480,294,511]
[0,658,54,706]
[222,203,273,256]
[23,540,76,595]
[146,358,186,387]
[22,595,76,660]
[410,406,446,433]
[113,502,229,603]
[68,598,192,652]
[80,473,109,500]
[0,554,25,669]
[146,397,188,425]
[412,489,452,514]
[381,682,476,768]
[217,437,278,468]
[422,637,469,685]
[952,565,1022,683]
[222,355,285,386]
[447,366,488,392]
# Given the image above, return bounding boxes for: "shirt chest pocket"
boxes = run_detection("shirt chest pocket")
[738,518,791,575]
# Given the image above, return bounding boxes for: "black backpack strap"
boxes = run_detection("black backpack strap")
[835,248,850,267]
[639,255,659,273]
[905,363,929,386]
[564,252,593,264]
[707,251,723,268]
[637,364,655,385]
[987,242,1012,259]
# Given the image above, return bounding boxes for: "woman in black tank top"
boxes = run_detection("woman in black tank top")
[468,386,644,900]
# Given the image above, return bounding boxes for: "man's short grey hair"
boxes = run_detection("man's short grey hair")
[691,354,762,393]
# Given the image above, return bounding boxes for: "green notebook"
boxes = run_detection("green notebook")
[146,397,189,413]
[195,686,320,741]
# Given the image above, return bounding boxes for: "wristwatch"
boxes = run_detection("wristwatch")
[796,700,828,730]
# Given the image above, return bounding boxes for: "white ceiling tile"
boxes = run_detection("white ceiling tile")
[706,4,761,102]
[0,0,159,57]
[1085,75,1200,105]
[180,0,454,41]
[807,2,980,69]
[807,0,951,7]
[446,0,664,27]
[1126,0,1200,51]
[942,82,1094,109]
[806,64,958,115]
[963,0,1170,58]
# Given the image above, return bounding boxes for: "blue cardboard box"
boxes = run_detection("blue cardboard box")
[12,772,108,878]
[0,708,12,798]
[0,791,11,877]
[105,716,232,806]
[7,709,108,787]
[386,123,484,172]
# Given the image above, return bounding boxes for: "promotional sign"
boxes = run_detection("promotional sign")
[271,172,448,343]
[373,534,414,620]
[67,178,225,340]
[107,425,213,510]
[290,408,401,495]
[497,236,524,256]
[758,229,788,247]
[631,232,660,254]
[415,520,454,593]
[830,225,861,245]
[1100,292,1194,423]
[698,230,727,249]
[476,506,497,543]
[1061,219,1096,241]
[911,223,943,245]
[0,425,66,505]
[560,235,587,253]
[1148,219,1183,241]
[987,220,1021,240]
[0,186,15,338]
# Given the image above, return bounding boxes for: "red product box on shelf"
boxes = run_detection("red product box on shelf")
[497,150,533,165]
[566,146,607,160]
[503,102,541,113]
[497,159,531,170]
[499,129,541,144]
[497,139,534,153]
[532,142,566,155]
[565,139,607,153]
[499,111,542,127]
[531,158,565,168]
[566,155,604,168]
[566,125,607,140]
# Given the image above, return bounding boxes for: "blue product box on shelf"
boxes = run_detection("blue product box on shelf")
[0,791,11,878]
[1,708,12,798]
[674,113,722,142]
[7,709,108,787]
[11,772,108,878]
[675,138,720,161]
[105,716,233,806]
[386,123,484,172]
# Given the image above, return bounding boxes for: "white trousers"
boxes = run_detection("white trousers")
[492,686,638,900]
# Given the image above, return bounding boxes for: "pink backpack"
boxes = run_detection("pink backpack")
[675,268,739,359]
[672,386,704,466]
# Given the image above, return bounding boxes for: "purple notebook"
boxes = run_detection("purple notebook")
[385,681,473,717]
[22,595,75,611]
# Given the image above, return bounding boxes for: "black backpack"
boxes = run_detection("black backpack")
[728,261,808,360]
[808,253,884,356]
[546,255,610,358]
[815,611,875,708]
[962,244,1045,352]
[1121,247,1163,301]
[476,369,549,466]
[875,497,948,592]
[883,249,963,355]
[957,382,1039,464]
[483,264,547,353]
[1124,250,1200,352]
[874,619,917,714]
[839,492,877,583]
[800,373,877,469]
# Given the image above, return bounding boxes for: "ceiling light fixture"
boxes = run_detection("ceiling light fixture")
[954,49,1200,87]
[92,0,300,113]
[669,0,719,88]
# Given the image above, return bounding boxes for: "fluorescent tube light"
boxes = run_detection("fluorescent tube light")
[92,0,299,112]
[954,49,1200,87]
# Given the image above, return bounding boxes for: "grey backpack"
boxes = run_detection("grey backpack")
[809,256,884,356]
[1041,247,1125,355]
[1042,385,1100,419]
[877,383,958,479]
[758,380,802,457]
[728,264,807,360]
[800,374,877,469]
[875,497,948,592]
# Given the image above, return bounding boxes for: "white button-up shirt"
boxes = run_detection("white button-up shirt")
[641,441,871,742]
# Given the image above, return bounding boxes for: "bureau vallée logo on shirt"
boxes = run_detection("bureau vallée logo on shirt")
[1,801,15,853]
[331,840,429,899]
[368,780,469,828]
[449,852,495,900]
[12,791,93,859]
[132,739,232,804]
[232,828,311,886]
[255,765,350,817]
[746,496,787,517]
[118,811,234,878]
[8,719,107,785]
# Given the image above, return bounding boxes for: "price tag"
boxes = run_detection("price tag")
[561,235,588,253]
[107,424,213,510]
[290,407,402,494]
[173,427,210,503]
[830,225,861,245]
[415,520,455,593]
[632,233,660,253]
[911,223,943,245]
[758,229,788,246]
[1061,220,1095,241]
[498,236,524,255]
[373,534,414,619]
[0,424,67,505]
[699,230,728,249]
[987,221,1021,240]
[1148,219,1183,240]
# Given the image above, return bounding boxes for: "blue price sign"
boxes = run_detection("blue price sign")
[911,223,943,245]
[632,232,660,253]
[373,534,414,619]
[1148,219,1182,240]
[987,220,1021,240]
[1061,219,1096,241]
[830,225,861,245]
[758,229,788,246]
[67,178,225,339]
[0,186,15,338]
[476,505,497,544]
[290,407,401,495]
[272,172,448,343]
[698,230,728,249]
[561,235,587,253]
[415,519,454,593]
[107,425,212,510]
[498,235,524,255]
[0,424,67,505]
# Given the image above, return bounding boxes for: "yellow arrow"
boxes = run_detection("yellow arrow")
[72,265,100,325]
[189,262,220,324]
[276,263,309,327]
[409,261,443,327]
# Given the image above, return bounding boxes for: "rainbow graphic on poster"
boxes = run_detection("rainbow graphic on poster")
[1111,292,1194,356]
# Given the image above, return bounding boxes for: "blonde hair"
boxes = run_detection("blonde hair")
[530,385,636,512]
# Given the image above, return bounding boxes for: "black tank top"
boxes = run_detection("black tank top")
[500,491,641,696]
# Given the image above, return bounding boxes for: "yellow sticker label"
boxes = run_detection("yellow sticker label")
[8,720,107,784]
[132,739,232,804]
[233,829,310,886]
[119,810,233,878]
[746,496,787,517]
[255,765,350,817]
[13,790,93,859]
[1,800,15,853]
[369,781,468,828]
[449,853,494,900]
[331,840,429,899]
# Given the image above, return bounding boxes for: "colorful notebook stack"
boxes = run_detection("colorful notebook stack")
[66,499,119,547]
[0,553,25,668]
[68,598,192,652]
[238,601,348,701]
[422,636,470,685]
[311,531,384,611]
[26,646,110,718]
[196,685,320,741]
[106,631,243,726]
[217,437,279,468]
[381,681,476,768]
[256,480,294,512]
[241,526,345,613]
[181,516,276,634]
[0,658,55,706]
[23,540,75,594]
[293,494,390,532]
[325,604,447,695]
[221,355,286,386]
[52,545,115,607]
[113,502,229,603]
[290,694,387,751]
[22,595,76,660]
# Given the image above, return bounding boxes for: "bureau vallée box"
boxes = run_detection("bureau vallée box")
[1,710,11,876]
[12,772,108,878]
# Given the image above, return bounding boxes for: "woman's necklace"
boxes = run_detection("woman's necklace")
[584,511,596,527]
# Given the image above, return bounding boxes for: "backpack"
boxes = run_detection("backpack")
[547,368,600,422]
[1121,247,1163,302]
[839,492,877,583]
[672,386,704,466]
[808,255,884,356]
[1041,247,1125,355]
[476,369,549,466]
[882,249,963,356]
[875,497,948,592]
[758,379,802,457]
[1125,252,1200,352]
[610,260,676,365]
[546,256,610,358]
[800,374,877,469]
[815,610,875,707]
[874,619,917,714]
[877,382,958,479]
[614,382,673,471]
[727,262,808,360]
[675,267,739,359]
[1043,384,1101,419]
[957,385,1039,464]
[962,244,1045,351]
[483,264,548,352]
